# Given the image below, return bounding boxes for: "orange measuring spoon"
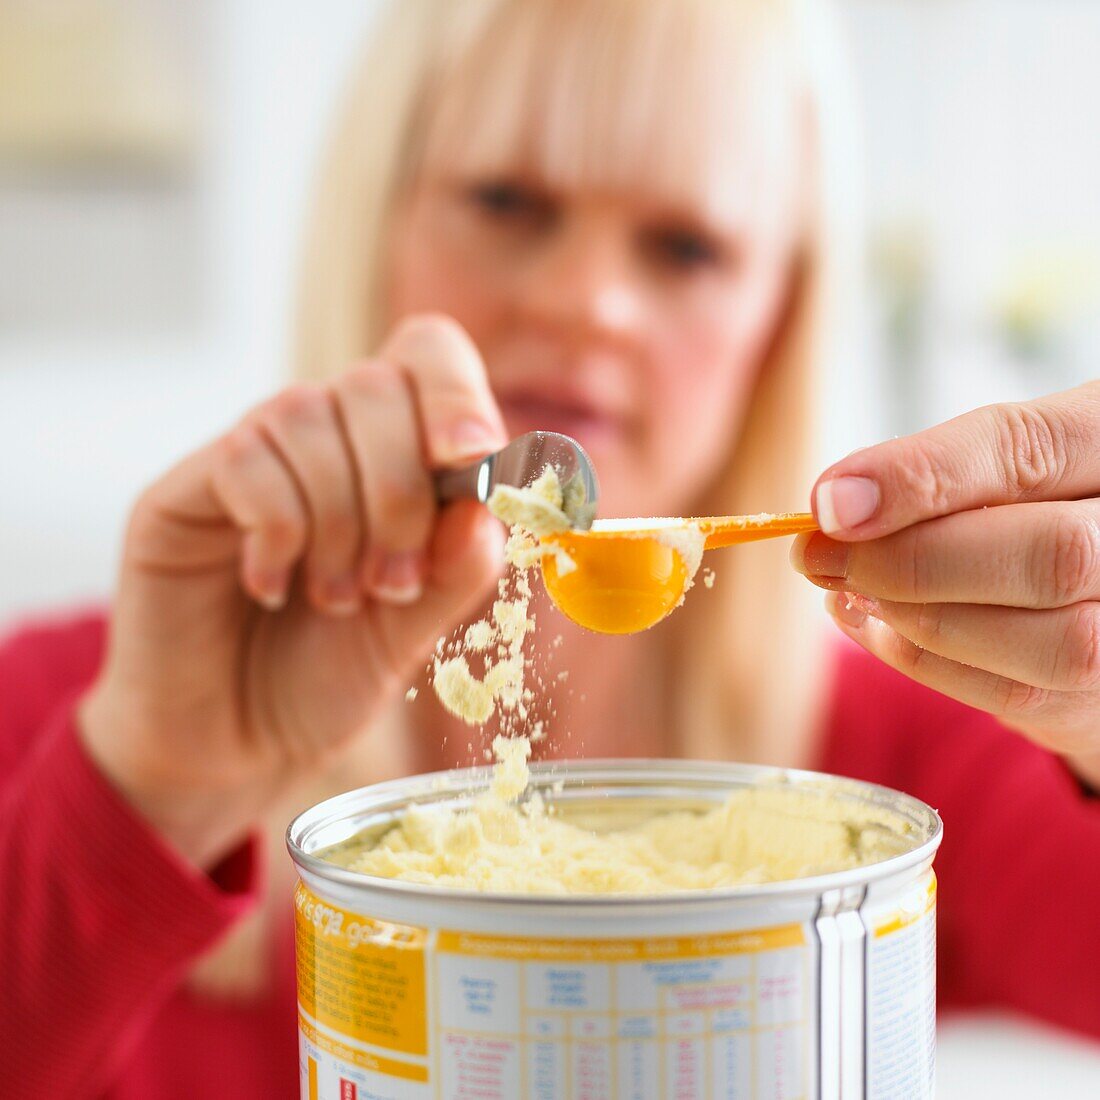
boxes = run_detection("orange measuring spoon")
[540,513,818,634]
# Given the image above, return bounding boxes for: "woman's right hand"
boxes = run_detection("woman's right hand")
[79,316,507,868]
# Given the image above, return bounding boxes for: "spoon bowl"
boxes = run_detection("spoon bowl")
[542,526,690,634]
[541,513,818,634]
[434,430,598,528]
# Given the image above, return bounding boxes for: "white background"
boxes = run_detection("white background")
[1,3,1098,1093]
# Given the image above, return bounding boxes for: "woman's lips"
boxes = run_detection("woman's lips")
[498,395,624,446]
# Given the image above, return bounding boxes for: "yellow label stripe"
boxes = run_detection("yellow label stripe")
[299,1014,430,1083]
[437,924,805,961]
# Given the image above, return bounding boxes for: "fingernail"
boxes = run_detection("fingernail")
[439,419,504,463]
[816,476,880,534]
[848,592,881,619]
[323,574,361,616]
[373,552,424,604]
[791,532,849,578]
[827,590,866,628]
[254,571,289,610]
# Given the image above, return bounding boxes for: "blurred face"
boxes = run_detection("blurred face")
[385,22,803,518]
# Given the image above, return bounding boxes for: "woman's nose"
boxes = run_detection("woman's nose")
[516,217,644,339]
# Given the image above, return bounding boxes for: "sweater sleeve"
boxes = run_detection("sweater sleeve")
[0,619,263,1095]
[821,642,1100,1039]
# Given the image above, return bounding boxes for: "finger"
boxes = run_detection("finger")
[849,595,1100,693]
[252,385,364,615]
[380,314,507,467]
[791,500,1100,609]
[812,383,1100,539]
[209,424,308,609]
[334,359,435,604]
[369,500,506,678]
[823,592,1092,755]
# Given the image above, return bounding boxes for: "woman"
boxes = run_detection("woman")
[3,0,1099,1095]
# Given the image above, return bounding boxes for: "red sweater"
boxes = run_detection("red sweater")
[1,612,1099,1097]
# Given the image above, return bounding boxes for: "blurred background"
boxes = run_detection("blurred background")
[1,2,1098,1092]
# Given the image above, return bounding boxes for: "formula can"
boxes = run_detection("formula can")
[288,759,942,1100]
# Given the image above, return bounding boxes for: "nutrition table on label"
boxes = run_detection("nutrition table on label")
[430,928,811,1099]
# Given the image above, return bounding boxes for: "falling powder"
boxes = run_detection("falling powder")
[489,733,532,801]
[430,465,577,729]
[463,620,496,651]
[432,656,496,724]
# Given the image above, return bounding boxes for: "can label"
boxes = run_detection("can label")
[296,882,814,1098]
[865,874,937,1099]
[295,875,936,1099]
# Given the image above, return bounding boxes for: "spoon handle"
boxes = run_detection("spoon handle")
[434,460,490,506]
[697,512,818,550]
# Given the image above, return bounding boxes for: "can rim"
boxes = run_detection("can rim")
[287,757,942,907]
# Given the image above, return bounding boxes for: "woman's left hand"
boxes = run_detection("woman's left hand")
[791,382,1100,789]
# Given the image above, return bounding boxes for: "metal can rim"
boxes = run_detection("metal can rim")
[287,757,942,909]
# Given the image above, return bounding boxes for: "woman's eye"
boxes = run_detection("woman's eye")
[468,181,554,225]
[645,228,724,272]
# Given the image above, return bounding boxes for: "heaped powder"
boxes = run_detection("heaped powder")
[331,768,917,896]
